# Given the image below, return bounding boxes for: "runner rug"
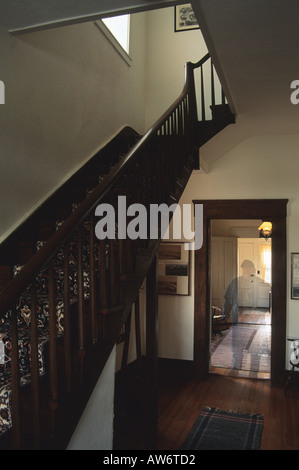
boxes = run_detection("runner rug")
[180,407,264,450]
[211,324,271,372]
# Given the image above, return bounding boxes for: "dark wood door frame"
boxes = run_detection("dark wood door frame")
[193,199,288,384]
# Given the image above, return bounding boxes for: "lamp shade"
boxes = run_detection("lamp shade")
[258,221,272,239]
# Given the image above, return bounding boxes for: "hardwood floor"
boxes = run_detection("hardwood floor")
[114,361,299,450]
[238,307,271,325]
[157,366,299,450]
[156,309,296,450]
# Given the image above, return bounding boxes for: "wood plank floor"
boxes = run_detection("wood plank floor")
[238,307,271,325]
[157,368,299,450]
[114,362,299,450]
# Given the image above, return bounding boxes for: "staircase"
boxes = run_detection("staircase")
[0,53,234,450]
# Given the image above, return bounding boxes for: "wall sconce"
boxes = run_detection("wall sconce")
[258,221,272,240]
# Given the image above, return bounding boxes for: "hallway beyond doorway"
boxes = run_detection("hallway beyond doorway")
[210,308,271,379]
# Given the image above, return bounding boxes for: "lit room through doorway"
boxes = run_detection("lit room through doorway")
[209,219,272,379]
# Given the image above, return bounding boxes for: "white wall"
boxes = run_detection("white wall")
[0,12,147,243]
[144,7,208,129]
[158,133,299,368]
[115,281,147,371]
[67,346,116,450]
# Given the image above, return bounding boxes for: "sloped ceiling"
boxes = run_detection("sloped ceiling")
[192,0,299,167]
[0,0,183,31]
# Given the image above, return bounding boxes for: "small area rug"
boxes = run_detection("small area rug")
[180,406,264,450]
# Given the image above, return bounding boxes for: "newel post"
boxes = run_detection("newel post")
[145,253,159,449]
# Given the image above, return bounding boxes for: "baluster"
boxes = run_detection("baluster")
[178,102,184,167]
[11,306,21,449]
[200,66,206,121]
[109,237,117,306]
[123,175,134,273]
[48,260,58,434]
[121,308,132,370]
[77,224,86,380]
[173,108,182,177]
[211,59,216,109]
[175,107,179,136]
[117,190,127,283]
[145,151,153,207]
[145,254,158,449]
[221,87,226,105]
[89,212,97,344]
[178,102,184,172]
[176,105,182,170]
[185,95,189,143]
[135,294,142,370]
[173,109,179,172]
[99,239,108,310]
[181,98,186,157]
[164,117,173,191]
[164,119,168,136]
[63,241,72,391]
[155,132,163,205]
[181,99,185,136]
[30,280,40,448]
[187,92,193,154]
[98,238,108,337]
[168,114,174,174]
[77,226,84,348]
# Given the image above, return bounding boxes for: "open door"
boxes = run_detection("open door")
[210,227,272,378]
[193,199,287,384]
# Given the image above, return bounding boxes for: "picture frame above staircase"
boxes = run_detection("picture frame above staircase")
[174,4,200,32]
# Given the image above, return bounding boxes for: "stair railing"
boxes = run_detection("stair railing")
[0,52,226,449]
[193,53,227,121]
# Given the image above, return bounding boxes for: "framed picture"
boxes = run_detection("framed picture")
[158,242,190,295]
[291,253,299,299]
[174,3,200,32]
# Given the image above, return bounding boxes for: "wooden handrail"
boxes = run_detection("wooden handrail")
[0,54,211,318]
[191,52,210,70]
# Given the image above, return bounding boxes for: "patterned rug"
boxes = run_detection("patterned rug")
[181,406,264,450]
[211,324,271,372]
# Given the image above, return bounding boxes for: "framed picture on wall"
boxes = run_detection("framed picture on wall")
[158,242,190,295]
[291,253,299,299]
[174,3,200,32]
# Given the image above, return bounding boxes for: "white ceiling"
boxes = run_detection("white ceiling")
[190,0,299,169]
[0,0,183,31]
[193,0,299,134]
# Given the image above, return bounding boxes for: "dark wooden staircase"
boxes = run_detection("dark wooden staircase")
[0,53,235,450]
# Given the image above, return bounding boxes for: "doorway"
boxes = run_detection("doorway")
[209,220,272,379]
[193,199,287,384]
